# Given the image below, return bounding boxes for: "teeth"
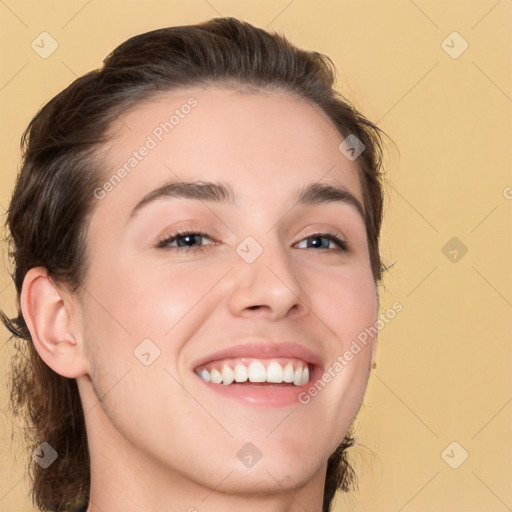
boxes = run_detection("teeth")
[267,361,283,383]
[221,365,235,385]
[248,361,266,382]
[283,363,294,382]
[234,363,248,383]
[210,368,223,384]
[293,366,303,386]
[301,365,309,386]
[196,360,311,387]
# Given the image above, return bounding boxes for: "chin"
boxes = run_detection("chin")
[220,459,322,495]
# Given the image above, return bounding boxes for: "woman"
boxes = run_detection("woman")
[1,17,386,512]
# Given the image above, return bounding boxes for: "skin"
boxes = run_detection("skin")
[21,87,378,512]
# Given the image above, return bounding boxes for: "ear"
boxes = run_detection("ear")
[20,267,88,378]
[370,334,378,369]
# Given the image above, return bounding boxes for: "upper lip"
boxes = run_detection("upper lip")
[192,340,324,371]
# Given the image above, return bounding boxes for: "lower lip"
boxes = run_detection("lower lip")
[195,366,321,407]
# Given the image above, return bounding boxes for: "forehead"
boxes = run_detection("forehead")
[95,86,363,217]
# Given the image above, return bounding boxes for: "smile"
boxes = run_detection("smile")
[195,357,311,386]
[191,341,322,406]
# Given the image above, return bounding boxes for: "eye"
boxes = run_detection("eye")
[156,229,215,254]
[156,229,348,255]
[296,231,348,252]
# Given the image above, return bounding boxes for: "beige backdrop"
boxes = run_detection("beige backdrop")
[1,1,511,511]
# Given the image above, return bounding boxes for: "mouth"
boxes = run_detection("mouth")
[192,341,322,407]
[195,357,313,387]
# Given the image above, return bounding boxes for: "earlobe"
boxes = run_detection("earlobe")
[20,267,88,378]
[370,335,378,370]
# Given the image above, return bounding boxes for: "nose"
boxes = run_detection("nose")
[227,236,311,321]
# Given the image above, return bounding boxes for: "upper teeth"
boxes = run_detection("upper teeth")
[196,360,310,386]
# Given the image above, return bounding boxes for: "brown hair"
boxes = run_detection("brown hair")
[1,17,386,512]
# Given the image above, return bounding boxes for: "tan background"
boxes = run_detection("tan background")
[1,1,511,510]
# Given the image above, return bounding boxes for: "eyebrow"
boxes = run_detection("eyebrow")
[128,180,365,221]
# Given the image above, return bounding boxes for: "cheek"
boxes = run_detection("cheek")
[128,262,227,340]
[296,263,377,422]
[302,261,378,339]
[85,252,222,341]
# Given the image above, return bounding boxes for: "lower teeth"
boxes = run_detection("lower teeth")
[235,381,294,386]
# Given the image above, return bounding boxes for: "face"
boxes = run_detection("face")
[76,87,378,495]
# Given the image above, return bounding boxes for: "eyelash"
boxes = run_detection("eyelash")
[156,228,348,254]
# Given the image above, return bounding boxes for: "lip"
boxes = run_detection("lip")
[192,341,323,371]
[195,364,323,407]
[191,340,323,407]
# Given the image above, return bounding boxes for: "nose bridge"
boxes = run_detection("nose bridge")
[228,230,310,318]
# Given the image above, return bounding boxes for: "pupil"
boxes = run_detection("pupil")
[310,236,323,248]
[180,234,198,247]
